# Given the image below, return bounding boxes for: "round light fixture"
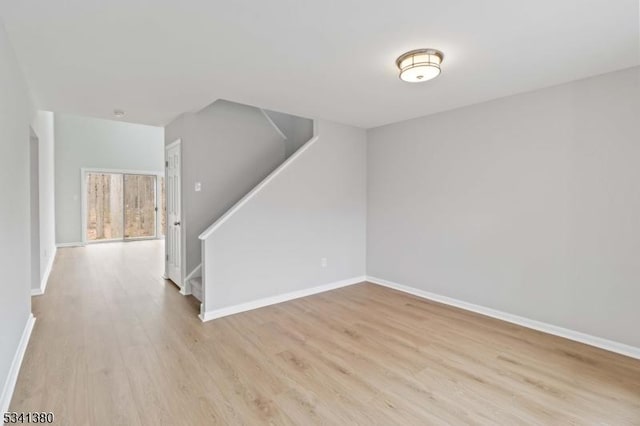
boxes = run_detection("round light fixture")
[396,49,444,83]
[113,109,125,118]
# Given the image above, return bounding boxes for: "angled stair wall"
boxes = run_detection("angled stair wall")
[198,120,367,320]
[165,99,308,284]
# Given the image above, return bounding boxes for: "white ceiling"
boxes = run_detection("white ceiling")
[1,0,638,128]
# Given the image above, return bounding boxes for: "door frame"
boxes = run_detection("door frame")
[80,167,164,245]
[164,139,185,288]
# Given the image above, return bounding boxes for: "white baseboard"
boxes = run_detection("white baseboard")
[56,242,84,248]
[366,276,640,360]
[200,275,366,322]
[179,284,192,296]
[180,264,202,297]
[0,314,36,413]
[31,248,57,296]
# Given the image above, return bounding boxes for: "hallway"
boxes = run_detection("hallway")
[10,240,203,424]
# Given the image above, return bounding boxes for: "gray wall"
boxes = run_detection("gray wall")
[165,99,286,275]
[367,67,640,348]
[31,111,55,289]
[55,114,164,244]
[203,119,367,310]
[0,20,32,408]
[264,109,313,157]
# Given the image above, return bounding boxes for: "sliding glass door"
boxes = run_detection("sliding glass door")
[85,171,163,242]
[124,174,157,239]
[86,172,124,241]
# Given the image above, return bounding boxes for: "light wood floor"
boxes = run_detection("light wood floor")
[11,241,640,425]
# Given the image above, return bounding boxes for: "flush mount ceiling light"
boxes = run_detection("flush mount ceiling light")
[396,49,444,83]
[113,109,125,118]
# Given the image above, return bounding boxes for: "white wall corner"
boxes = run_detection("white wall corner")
[32,247,56,296]
[365,276,640,360]
[259,108,288,140]
[0,314,36,413]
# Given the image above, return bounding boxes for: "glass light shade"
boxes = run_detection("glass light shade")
[396,49,443,83]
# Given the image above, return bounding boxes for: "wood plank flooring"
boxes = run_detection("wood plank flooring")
[11,241,640,424]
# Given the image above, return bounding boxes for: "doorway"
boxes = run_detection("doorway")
[81,169,165,243]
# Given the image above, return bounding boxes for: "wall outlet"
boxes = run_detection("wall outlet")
[321,257,328,268]
[195,182,202,192]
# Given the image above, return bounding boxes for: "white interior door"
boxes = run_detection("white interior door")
[165,140,182,286]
